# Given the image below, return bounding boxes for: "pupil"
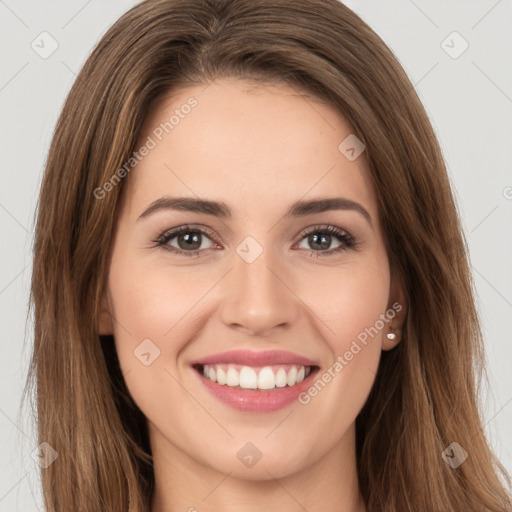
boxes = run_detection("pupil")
[310,233,330,250]
[179,232,201,250]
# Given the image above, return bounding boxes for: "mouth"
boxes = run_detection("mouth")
[192,362,320,412]
[192,363,318,390]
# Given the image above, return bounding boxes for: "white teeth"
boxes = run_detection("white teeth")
[226,366,239,386]
[275,368,287,388]
[257,367,275,390]
[201,364,312,390]
[286,366,297,386]
[216,367,227,385]
[239,366,258,389]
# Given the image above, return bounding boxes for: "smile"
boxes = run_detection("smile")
[192,360,321,413]
[197,363,313,390]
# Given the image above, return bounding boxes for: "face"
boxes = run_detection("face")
[100,78,404,481]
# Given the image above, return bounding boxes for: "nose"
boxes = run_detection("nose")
[219,247,301,337]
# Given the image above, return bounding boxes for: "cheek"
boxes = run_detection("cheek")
[299,255,390,355]
[106,249,235,420]
[106,255,209,428]
[294,256,390,423]
[108,255,206,348]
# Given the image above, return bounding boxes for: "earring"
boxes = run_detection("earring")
[386,325,403,341]
[386,326,401,341]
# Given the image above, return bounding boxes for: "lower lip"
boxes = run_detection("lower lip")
[194,367,318,412]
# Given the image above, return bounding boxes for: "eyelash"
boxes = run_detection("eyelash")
[153,224,359,258]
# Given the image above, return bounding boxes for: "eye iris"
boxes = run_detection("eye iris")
[309,233,330,250]
[178,231,201,250]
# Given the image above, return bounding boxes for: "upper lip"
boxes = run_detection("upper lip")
[192,349,318,367]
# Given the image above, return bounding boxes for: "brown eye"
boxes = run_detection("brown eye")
[296,225,357,256]
[155,225,218,256]
[173,231,204,251]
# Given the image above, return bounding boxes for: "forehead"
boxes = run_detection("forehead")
[123,78,377,222]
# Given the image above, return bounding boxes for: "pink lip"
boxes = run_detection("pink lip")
[192,349,317,367]
[191,350,319,413]
[195,368,318,412]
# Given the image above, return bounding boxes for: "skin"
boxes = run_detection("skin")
[99,78,406,512]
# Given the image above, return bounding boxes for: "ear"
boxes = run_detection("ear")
[382,268,407,351]
[98,290,114,335]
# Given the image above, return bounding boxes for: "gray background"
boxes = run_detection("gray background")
[1,0,511,509]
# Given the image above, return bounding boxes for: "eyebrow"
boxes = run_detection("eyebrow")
[137,196,373,228]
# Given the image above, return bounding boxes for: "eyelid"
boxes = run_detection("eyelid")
[157,224,220,245]
[296,223,350,239]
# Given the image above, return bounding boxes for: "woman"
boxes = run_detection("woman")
[27,0,512,510]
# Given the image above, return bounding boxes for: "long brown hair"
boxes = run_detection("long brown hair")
[27,0,512,510]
